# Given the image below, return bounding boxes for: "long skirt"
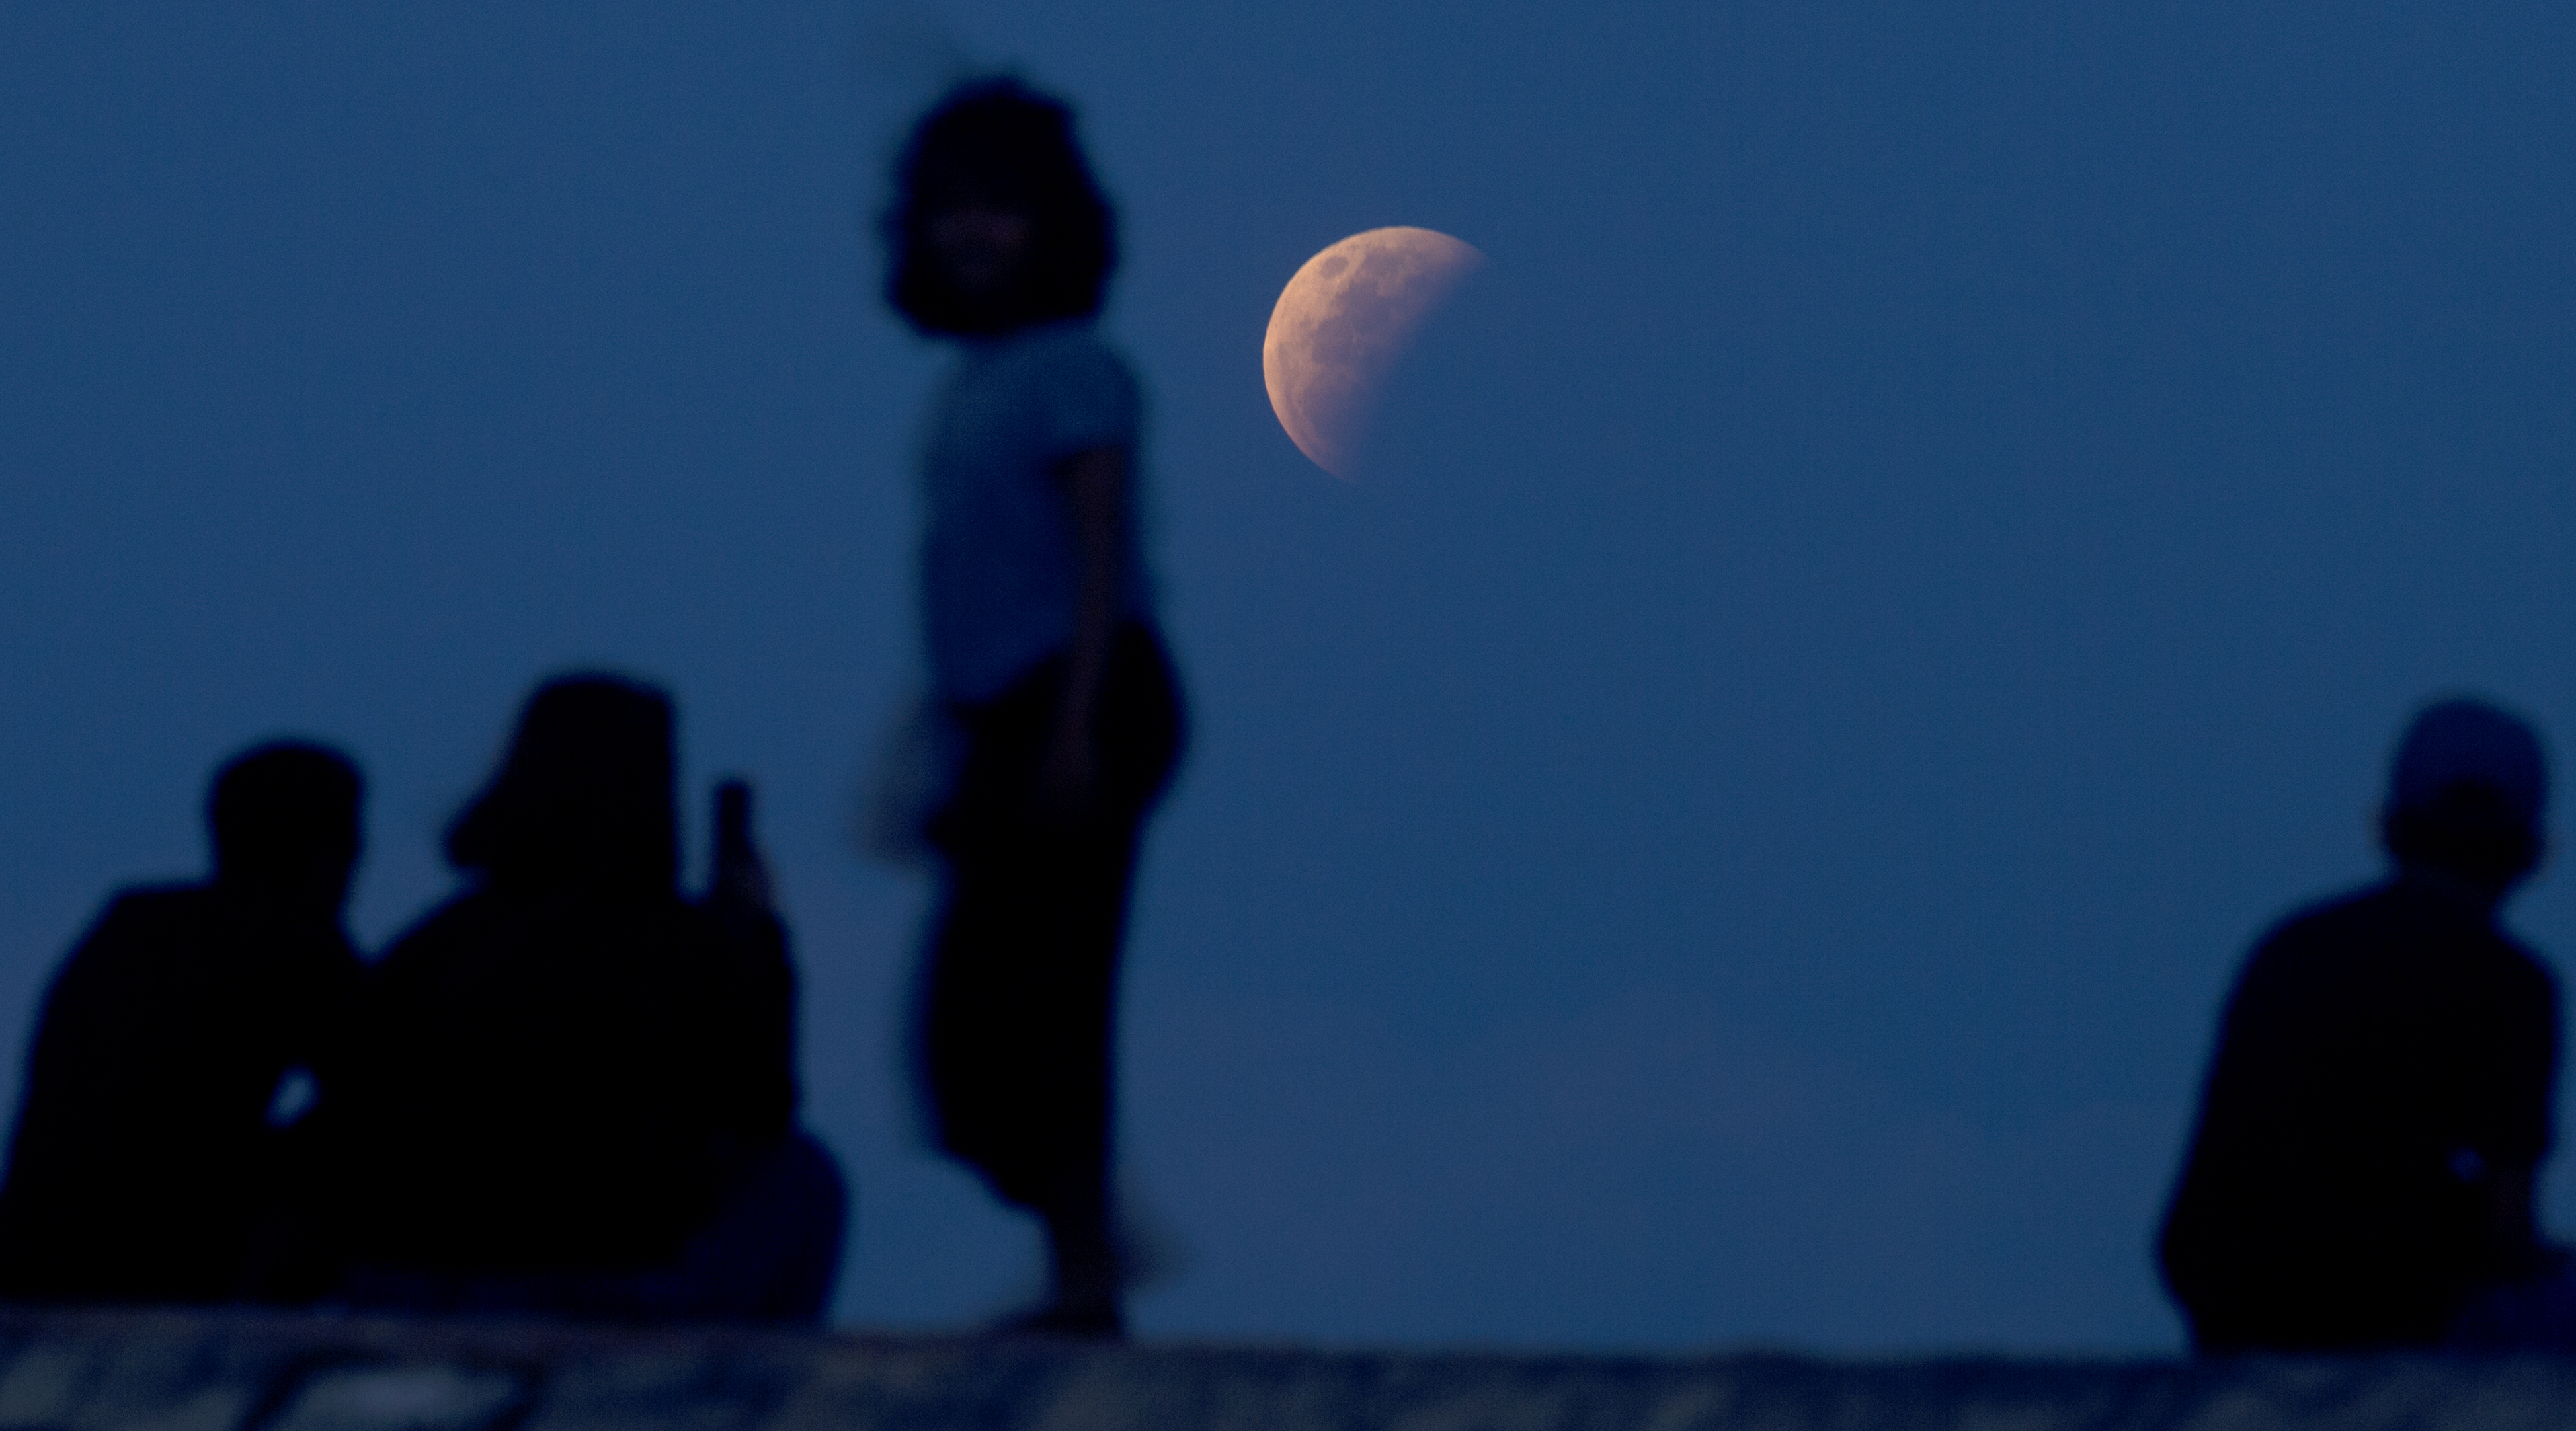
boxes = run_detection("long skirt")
[914,623,1185,1212]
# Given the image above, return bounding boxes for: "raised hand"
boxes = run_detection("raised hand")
[709,777,774,915]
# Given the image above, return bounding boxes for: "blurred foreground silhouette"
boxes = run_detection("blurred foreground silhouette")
[2159,697,2573,1352]
[322,674,846,1322]
[0,683,848,1322]
[0,743,364,1303]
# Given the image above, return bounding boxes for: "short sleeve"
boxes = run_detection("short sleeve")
[1029,331,1141,461]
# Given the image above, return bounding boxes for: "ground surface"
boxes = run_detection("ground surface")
[0,1307,2569,1430]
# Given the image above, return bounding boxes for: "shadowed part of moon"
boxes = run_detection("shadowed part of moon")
[1263,227,1484,478]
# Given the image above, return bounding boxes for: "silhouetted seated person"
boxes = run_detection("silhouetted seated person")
[2159,698,2565,1353]
[330,674,844,1323]
[0,742,364,1305]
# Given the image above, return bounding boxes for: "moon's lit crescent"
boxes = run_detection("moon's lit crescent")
[1263,227,1484,478]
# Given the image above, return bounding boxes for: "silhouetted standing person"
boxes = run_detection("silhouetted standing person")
[2159,698,2560,1352]
[880,79,1185,1337]
[332,674,844,1322]
[0,742,363,1304]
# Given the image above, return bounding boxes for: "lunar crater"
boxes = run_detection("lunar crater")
[1263,226,1483,477]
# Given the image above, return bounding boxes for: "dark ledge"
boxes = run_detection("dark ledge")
[0,1305,2568,1430]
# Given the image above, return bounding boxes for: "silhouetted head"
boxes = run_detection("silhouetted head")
[445,674,679,891]
[207,741,362,909]
[882,76,1117,337]
[2379,697,2548,904]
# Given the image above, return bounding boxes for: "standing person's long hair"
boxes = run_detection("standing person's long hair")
[880,77,1117,336]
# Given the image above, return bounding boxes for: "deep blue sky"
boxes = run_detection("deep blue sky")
[5,2,2575,1352]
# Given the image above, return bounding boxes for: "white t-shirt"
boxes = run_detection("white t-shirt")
[916,319,1158,705]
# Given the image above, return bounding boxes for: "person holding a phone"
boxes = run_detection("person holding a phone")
[323,673,845,1321]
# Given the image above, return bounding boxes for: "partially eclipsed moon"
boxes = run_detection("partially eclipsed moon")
[1264,227,1484,478]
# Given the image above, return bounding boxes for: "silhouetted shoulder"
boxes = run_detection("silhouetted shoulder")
[370,883,784,1004]
[32,881,356,1068]
[1021,323,1139,450]
[17,884,207,1080]
[2225,880,2555,1046]
[63,882,214,960]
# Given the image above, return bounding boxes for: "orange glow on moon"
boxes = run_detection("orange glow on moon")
[1262,227,1484,479]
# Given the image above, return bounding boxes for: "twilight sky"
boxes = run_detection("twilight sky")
[5,1,2575,1352]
